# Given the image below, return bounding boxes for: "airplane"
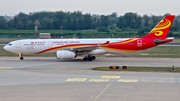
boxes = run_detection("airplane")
[3,15,175,61]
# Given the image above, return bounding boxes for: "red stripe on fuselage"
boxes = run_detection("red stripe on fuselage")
[36,44,98,54]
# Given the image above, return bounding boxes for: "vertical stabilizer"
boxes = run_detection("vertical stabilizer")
[142,15,175,39]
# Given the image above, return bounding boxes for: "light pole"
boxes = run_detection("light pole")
[61,26,63,38]
[35,20,38,39]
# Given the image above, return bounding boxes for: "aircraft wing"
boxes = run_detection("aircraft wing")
[69,45,99,52]
[64,41,109,52]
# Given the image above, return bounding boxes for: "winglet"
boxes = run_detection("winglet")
[101,41,109,46]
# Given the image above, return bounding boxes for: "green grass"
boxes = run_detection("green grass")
[173,39,180,42]
[0,30,143,39]
[0,30,75,34]
[1,30,180,41]
[108,46,180,58]
[92,66,180,72]
[0,38,24,41]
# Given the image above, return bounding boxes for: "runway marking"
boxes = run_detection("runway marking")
[66,78,87,81]
[56,67,64,70]
[0,67,13,70]
[93,82,112,101]
[118,79,138,82]
[89,79,109,82]
[142,79,163,82]
[125,64,128,66]
[176,77,178,84]
[56,67,61,70]
[116,71,123,74]
[83,64,90,66]
[101,76,120,79]
[170,77,173,84]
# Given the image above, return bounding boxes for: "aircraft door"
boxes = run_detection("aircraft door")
[48,41,52,48]
[16,42,20,48]
[137,40,142,47]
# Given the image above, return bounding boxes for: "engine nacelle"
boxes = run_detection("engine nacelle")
[56,50,76,59]
[90,49,106,55]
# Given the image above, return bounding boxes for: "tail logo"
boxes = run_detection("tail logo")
[155,31,163,36]
[151,19,171,36]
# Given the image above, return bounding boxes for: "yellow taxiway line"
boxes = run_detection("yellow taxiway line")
[89,79,109,82]
[116,71,123,74]
[101,76,120,79]
[66,78,87,81]
[93,82,112,101]
[118,79,138,82]
[0,67,13,70]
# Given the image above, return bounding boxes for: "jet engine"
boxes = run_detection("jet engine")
[90,49,106,55]
[56,50,76,59]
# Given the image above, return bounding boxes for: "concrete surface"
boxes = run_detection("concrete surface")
[0,57,179,101]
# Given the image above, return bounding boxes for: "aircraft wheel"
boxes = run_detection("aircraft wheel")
[20,57,24,60]
[83,57,88,61]
[88,57,92,61]
[92,56,96,60]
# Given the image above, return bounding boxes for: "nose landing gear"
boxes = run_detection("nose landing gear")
[20,57,24,60]
[19,54,24,60]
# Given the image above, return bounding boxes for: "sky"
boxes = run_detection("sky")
[0,0,179,16]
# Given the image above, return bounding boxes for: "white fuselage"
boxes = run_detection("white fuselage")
[4,38,129,54]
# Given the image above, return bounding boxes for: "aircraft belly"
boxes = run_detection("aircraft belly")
[105,49,127,54]
[42,50,56,54]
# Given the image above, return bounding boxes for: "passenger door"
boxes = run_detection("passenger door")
[137,40,142,47]
[48,41,52,48]
[16,42,20,48]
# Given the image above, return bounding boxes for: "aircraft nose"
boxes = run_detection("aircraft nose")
[3,45,9,51]
[3,45,7,50]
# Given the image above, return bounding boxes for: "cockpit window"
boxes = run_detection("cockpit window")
[8,43,12,46]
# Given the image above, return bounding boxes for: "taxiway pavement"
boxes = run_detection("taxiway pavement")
[0,57,180,101]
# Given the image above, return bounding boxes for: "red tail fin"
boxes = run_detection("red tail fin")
[142,15,175,39]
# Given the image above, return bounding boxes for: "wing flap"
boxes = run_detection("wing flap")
[64,41,109,52]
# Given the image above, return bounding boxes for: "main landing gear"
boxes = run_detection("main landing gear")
[83,55,96,61]
[19,54,24,60]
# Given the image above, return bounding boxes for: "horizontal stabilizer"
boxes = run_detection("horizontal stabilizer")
[154,37,174,45]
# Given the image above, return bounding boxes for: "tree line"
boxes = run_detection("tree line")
[0,11,180,32]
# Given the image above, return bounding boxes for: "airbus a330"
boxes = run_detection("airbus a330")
[3,15,175,61]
